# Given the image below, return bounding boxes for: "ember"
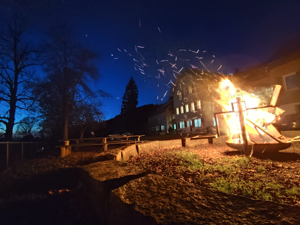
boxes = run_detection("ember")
[214,79,300,155]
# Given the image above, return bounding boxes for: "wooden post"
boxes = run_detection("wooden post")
[103,138,107,151]
[237,97,249,156]
[65,140,70,156]
[21,142,24,160]
[138,136,140,142]
[6,142,9,168]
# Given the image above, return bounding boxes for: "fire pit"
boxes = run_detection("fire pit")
[214,79,299,155]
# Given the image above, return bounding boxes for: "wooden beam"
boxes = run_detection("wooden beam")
[237,97,249,156]
[270,85,281,107]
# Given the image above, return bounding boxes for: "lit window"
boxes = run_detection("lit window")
[285,74,300,90]
[191,102,195,112]
[161,125,165,130]
[185,104,189,113]
[187,121,190,127]
[174,124,176,130]
[180,121,185,129]
[188,86,192,94]
[180,106,184,114]
[213,117,216,126]
[176,107,179,115]
[194,118,202,127]
[197,100,201,109]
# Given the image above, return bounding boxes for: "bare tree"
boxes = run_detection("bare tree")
[0,17,39,141]
[37,25,105,140]
[15,116,38,136]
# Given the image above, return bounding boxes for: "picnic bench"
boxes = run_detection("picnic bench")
[190,134,217,144]
[57,135,145,157]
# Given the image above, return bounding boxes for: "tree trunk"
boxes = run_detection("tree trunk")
[5,95,17,141]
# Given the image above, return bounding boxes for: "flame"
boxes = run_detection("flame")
[216,78,283,144]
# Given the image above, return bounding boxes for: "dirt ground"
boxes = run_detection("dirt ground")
[0,141,300,224]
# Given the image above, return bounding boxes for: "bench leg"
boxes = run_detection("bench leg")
[61,147,66,157]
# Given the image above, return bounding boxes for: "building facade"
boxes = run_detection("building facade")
[169,70,220,134]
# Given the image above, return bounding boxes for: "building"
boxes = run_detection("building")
[234,37,300,116]
[148,99,175,134]
[169,69,221,134]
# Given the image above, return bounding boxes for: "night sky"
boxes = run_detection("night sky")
[1,0,300,120]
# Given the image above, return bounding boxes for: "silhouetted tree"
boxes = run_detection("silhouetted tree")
[36,25,105,140]
[16,116,38,136]
[121,77,138,114]
[0,17,40,141]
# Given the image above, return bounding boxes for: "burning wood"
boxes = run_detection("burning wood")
[214,79,299,155]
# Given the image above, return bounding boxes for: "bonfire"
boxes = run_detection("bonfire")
[214,78,300,155]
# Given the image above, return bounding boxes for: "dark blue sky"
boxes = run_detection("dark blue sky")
[2,0,300,120]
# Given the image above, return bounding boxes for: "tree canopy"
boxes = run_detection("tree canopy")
[121,77,138,114]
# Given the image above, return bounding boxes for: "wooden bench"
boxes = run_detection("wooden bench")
[56,135,145,157]
[190,134,217,144]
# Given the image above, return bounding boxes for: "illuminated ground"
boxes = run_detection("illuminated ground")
[0,143,299,224]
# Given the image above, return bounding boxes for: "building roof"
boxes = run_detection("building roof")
[148,98,173,117]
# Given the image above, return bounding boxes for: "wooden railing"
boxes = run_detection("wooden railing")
[57,135,145,157]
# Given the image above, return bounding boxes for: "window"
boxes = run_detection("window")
[179,121,185,129]
[186,121,190,127]
[180,106,184,114]
[176,107,179,115]
[284,74,300,90]
[188,86,192,94]
[185,104,189,113]
[197,100,201,109]
[194,118,202,127]
[161,125,165,131]
[213,117,216,126]
[174,124,176,130]
[156,126,160,131]
[191,102,195,112]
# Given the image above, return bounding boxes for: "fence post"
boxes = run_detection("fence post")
[103,138,107,151]
[21,142,24,160]
[6,141,9,168]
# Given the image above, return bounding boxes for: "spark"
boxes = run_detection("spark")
[117,48,121,52]
[135,45,138,52]
[168,52,174,57]
[175,57,177,61]
[163,91,168,98]
[170,80,176,86]
[199,61,210,72]
[158,69,165,75]
[124,49,127,52]
[212,55,215,58]
[133,58,140,62]
[203,50,207,53]
[173,73,177,79]
[180,80,185,85]
[196,56,203,59]
[179,49,187,51]
[160,60,168,62]
[178,67,184,73]
[190,64,197,69]
[211,60,214,64]
[156,60,159,64]
[188,49,199,54]
[179,58,190,61]
[158,27,161,33]
[116,97,120,99]
[158,83,159,87]
[155,74,161,79]
[137,46,144,48]
[127,53,132,57]
[111,54,113,56]
[114,57,118,60]
[157,96,159,99]
[169,62,177,68]
[217,65,222,71]
[139,53,145,60]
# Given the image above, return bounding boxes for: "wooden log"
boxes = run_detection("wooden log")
[270,85,281,107]
[237,97,249,156]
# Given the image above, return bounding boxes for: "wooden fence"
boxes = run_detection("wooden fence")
[0,142,46,169]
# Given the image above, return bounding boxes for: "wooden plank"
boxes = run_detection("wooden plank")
[270,85,282,107]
